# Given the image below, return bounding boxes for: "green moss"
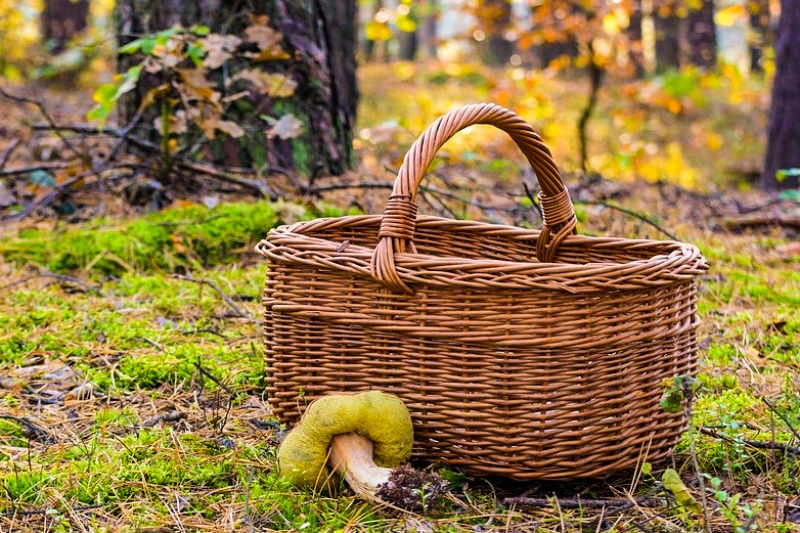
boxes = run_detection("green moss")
[0,201,282,275]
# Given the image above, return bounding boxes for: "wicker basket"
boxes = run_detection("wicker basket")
[256,103,708,480]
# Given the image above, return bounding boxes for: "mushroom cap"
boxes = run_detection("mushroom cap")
[277,391,414,489]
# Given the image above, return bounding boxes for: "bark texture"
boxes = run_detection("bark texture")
[115,0,357,177]
[761,0,800,190]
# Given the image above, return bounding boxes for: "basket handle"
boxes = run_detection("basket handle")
[370,103,577,294]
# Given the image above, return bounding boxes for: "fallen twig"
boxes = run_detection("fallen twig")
[504,495,665,511]
[307,181,518,214]
[170,274,257,322]
[0,414,55,443]
[194,360,233,395]
[0,138,20,170]
[698,426,800,455]
[0,162,74,178]
[0,271,104,296]
[176,160,273,198]
[762,398,800,444]
[3,162,144,220]
[0,503,105,518]
[142,410,186,428]
[722,214,800,231]
[0,86,84,162]
[574,199,680,241]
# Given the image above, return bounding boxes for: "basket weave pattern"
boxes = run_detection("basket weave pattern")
[257,104,708,480]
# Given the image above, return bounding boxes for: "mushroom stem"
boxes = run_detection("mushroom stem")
[328,433,392,500]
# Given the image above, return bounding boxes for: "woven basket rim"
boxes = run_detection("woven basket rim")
[258,214,708,293]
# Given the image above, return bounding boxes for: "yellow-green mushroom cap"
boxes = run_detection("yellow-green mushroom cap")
[277,391,414,489]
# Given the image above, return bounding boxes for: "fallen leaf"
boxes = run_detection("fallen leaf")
[237,70,297,97]
[265,113,304,140]
[662,468,703,515]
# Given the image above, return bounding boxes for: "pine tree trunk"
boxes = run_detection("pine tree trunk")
[626,0,646,77]
[748,0,771,74]
[686,0,717,68]
[654,0,681,72]
[477,0,515,66]
[41,0,89,52]
[761,0,800,190]
[115,0,357,178]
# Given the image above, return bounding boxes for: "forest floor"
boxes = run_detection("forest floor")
[0,62,799,532]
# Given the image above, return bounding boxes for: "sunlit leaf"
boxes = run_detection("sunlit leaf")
[87,104,110,122]
[715,5,746,27]
[156,26,181,40]
[662,469,703,515]
[191,24,210,36]
[140,38,158,55]
[265,113,304,140]
[396,15,417,33]
[365,21,392,42]
[187,43,206,66]
[93,83,119,105]
[119,38,144,54]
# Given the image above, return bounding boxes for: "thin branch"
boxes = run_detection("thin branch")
[170,274,257,322]
[698,426,800,455]
[307,181,518,214]
[98,107,144,166]
[0,414,55,443]
[0,85,83,162]
[0,503,105,518]
[522,182,543,221]
[0,272,104,296]
[0,162,73,178]
[3,162,144,220]
[762,397,800,444]
[574,199,680,241]
[0,138,20,170]
[194,360,233,395]
[176,160,273,198]
[504,495,665,511]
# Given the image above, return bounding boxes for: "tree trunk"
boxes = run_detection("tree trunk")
[653,0,681,71]
[477,0,515,66]
[761,0,800,190]
[420,0,439,59]
[41,0,89,52]
[115,0,357,179]
[748,0,771,74]
[626,0,646,77]
[685,0,717,68]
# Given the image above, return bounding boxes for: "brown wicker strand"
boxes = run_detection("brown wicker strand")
[372,103,577,292]
[537,188,579,262]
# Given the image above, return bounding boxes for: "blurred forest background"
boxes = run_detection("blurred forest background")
[0,0,798,223]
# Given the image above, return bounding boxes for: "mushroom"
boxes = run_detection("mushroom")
[277,390,447,510]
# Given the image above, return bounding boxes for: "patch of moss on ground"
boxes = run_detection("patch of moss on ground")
[0,201,288,275]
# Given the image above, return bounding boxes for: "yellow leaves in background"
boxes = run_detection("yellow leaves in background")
[706,132,723,152]
[715,4,746,27]
[0,0,43,81]
[366,21,392,42]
